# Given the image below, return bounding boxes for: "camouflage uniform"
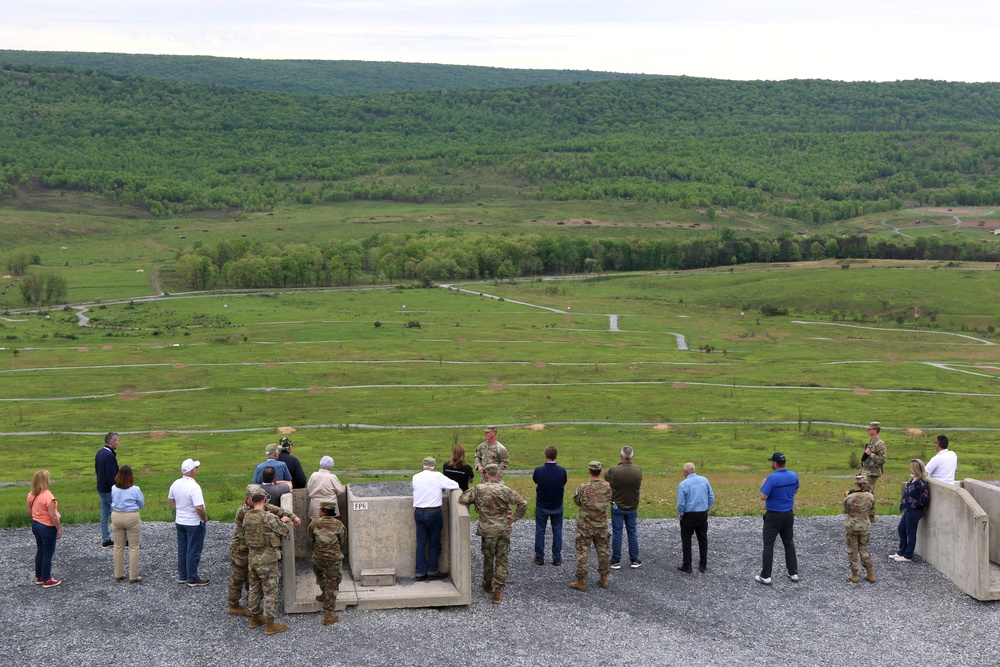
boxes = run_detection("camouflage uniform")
[861,435,887,494]
[573,477,612,579]
[228,500,295,609]
[474,440,509,473]
[243,508,289,619]
[309,515,346,615]
[844,486,876,575]
[459,477,527,591]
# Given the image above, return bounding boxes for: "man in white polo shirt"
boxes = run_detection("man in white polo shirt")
[412,456,459,581]
[168,458,210,587]
[925,435,958,485]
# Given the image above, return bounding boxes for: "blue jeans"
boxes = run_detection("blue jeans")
[176,522,206,582]
[896,508,924,559]
[98,490,113,542]
[534,506,564,560]
[414,508,443,577]
[611,504,639,564]
[32,520,57,581]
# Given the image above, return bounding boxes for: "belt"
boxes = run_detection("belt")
[415,506,442,511]
[112,510,140,513]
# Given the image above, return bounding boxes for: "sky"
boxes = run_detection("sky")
[3,0,999,82]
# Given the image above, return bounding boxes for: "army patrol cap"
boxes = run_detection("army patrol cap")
[484,463,500,476]
[265,443,280,456]
[868,421,881,430]
[484,425,497,433]
[422,456,436,468]
[855,474,869,486]
[588,460,602,473]
[320,500,337,511]
[246,483,265,498]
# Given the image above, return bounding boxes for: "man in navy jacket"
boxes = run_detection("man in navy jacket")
[95,432,120,547]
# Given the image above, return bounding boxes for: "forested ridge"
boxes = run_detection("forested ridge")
[0,50,651,95]
[4,63,1000,220]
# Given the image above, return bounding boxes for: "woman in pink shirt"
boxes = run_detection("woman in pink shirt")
[27,470,63,588]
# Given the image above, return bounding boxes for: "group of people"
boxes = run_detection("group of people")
[26,421,958,625]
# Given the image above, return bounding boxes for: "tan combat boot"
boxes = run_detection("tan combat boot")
[492,588,503,604]
[599,574,608,589]
[265,618,288,635]
[323,613,339,625]
[228,605,250,617]
[569,577,586,591]
[848,569,859,583]
[864,569,876,583]
[248,612,265,629]
[481,579,493,593]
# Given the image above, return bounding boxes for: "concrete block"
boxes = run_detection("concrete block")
[359,568,396,587]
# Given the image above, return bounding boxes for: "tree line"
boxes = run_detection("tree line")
[171,232,1000,290]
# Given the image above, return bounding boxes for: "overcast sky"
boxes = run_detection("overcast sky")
[3,0,998,82]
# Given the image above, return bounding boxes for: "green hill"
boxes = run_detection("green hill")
[3,63,1000,221]
[0,50,652,95]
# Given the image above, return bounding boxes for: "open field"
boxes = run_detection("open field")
[2,249,999,526]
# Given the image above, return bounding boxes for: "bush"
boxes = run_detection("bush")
[405,320,421,328]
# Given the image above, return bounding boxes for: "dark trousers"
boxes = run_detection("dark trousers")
[680,511,708,569]
[896,508,924,559]
[760,510,797,579]
[414,507,443,577]
[32,520,57,581]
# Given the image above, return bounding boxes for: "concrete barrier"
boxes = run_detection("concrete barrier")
[915,478,1000,601]
[281,482,471,613]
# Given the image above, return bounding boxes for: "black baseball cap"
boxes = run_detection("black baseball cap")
[768,452,786,464]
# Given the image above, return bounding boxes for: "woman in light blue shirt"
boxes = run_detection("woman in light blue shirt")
[111,465,145,583]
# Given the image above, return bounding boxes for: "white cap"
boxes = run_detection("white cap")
[181,458,200,473]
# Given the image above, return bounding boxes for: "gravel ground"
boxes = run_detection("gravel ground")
[4,516,998,667]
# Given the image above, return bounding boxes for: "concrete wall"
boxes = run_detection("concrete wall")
[915,478,998,601]
[961,479,1000,566]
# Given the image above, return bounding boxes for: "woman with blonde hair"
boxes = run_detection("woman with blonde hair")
[111,465,145,583]
[891,458,930,563]
[27,470,62,588]
[442,444,475,492]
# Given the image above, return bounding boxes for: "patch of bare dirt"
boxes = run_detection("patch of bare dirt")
[101,345,114,350]
[652,424,671,431]
[307,387,325,394]
[853,387,871,395]
[903,428,925,437]
[276,426,296,435]
[150,431,168,439]
[118,392,140,399]
[672,382,688,389]
[173,363,187,369]
[526,424,545,431]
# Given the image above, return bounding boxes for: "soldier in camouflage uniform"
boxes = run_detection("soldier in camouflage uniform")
[843,474,876,584]
[859,421,887,495]
[244,490,292,635]
[570,461,613,592]
[458,463,527,604]
[227,484,300,617]
[309,500,347,625]
[474,426,509,476]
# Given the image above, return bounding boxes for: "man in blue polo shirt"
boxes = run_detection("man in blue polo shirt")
[755,452,800,585]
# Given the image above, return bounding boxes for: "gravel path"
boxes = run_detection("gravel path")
[4,516,998,666]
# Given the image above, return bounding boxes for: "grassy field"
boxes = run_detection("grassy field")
[2,244,999,528]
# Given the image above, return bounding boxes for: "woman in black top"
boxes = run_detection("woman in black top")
[442,444,475,491]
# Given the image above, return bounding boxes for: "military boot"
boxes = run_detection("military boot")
[265,618,288,635]
[492,588,503,604]
[481,579,493,593]
[599,574,608,589]
[323,613,339,625]
[248,612,265,629]
[864,569,876,583]
[848,569,859,583]
[228,605,250,617]
[569,577,587,591]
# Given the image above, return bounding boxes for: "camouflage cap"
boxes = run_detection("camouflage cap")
[854,474,869,486]
[868,421,881,430]
[246,483,265,498]
[265,443,280,457]
[484,425,497,433]
[320,500,337,511]
[422,456,436,468]
[588,460,602,473]
[279,436,292,449]
[484,463,500,476]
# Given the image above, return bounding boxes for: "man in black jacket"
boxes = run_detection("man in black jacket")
[277,437,307,489]
[95,432,120,547]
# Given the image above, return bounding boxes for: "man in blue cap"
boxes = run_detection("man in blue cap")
[755,452,799,585]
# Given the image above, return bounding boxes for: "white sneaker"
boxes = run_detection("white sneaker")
[889,553,901,561]
[609,562,622,570]
[787,573,800,583]
[895,556,912,563]
[754,575,772,585]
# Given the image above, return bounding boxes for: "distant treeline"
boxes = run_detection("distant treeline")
[172,232,1000,289]
[5,64,1000,219]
